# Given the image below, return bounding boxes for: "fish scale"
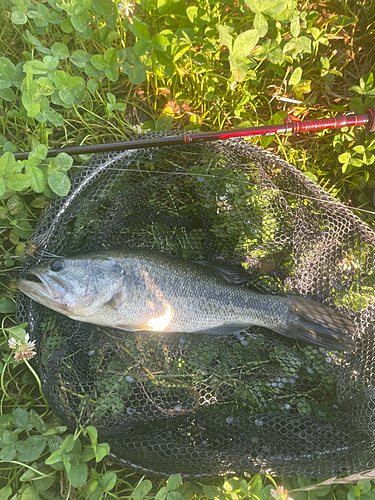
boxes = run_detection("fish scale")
[17,248,355,351]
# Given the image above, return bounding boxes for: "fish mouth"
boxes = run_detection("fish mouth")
[17,270,68,308]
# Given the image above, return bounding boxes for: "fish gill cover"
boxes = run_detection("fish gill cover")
[16,131,375,479]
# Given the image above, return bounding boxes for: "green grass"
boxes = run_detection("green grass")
[0,0,375,497]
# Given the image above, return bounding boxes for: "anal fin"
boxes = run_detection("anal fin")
[191,323,251,336]
[114,323,252,336]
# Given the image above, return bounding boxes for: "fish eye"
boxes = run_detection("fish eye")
[50,259,65,272]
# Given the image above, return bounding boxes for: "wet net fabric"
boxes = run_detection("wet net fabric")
[16,132,375,478]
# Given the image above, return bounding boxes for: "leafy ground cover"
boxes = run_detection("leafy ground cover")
[0,0,375,497]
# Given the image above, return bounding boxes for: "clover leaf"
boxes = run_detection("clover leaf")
[0,153,30,199]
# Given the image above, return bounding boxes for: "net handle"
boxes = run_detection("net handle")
[6,107,375,160]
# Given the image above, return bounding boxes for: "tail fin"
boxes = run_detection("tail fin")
[281,295,356,351]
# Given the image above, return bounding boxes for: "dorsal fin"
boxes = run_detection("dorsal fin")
[195,260,251,284]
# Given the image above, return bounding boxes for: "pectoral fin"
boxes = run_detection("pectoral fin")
[107,292,126,310]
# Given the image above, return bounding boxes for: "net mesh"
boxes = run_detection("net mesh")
[16,132,375,479]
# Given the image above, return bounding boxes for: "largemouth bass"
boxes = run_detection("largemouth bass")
[17,248,355,351]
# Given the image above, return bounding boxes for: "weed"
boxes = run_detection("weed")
[0,0,374,496]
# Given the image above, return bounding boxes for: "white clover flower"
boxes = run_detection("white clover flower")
[8,337,17,349]
[118,0,134,18]
[8,333,36,362]
[131,124,143,135]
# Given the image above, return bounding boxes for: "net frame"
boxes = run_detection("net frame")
[17,133,375,478]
